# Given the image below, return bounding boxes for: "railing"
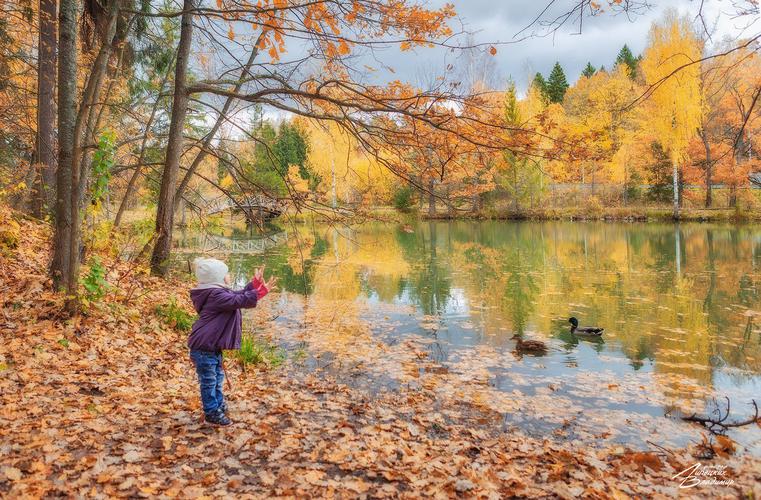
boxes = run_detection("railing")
[173,231,288,254]
[204,196,285,216]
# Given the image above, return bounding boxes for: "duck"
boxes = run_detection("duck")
[569,317,604,336]
[511,334,548,354]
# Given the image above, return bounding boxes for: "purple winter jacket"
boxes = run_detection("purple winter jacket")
[187,282,260,352]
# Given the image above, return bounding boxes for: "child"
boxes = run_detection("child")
[188,257,277,426]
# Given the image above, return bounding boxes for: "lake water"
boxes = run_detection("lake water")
[175,220,761,454]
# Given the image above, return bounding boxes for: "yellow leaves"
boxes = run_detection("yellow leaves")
[641,12,703,158]
[400,41,411,51]
[227,25,235,41]
[3,466,22,481]
[0,209,20,249]
[286,165,310,193]
[219,173,235,189]
[160,435,173,451]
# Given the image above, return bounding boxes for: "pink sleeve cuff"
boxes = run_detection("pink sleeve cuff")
[256,284,269,299]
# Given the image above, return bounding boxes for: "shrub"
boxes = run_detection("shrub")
[82,257,109,304]
[155,297,196,332]
[234,334,286,370]
[0,210,19,250]
[584,195,604,217]
[392,186,415,213]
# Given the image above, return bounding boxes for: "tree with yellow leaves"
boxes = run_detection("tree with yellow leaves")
[640,12,704,218]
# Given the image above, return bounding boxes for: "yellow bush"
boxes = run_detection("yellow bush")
[0,209,20,249]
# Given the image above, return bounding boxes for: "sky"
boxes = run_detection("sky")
[382,0,742,91]
[227,0,750,125]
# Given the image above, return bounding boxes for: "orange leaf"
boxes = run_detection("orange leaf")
[489,46,497,56]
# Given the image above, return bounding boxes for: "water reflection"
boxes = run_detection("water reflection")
[175,220,761,451]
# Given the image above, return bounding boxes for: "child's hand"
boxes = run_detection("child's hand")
[253,265,265,283]
[264,276,278,292]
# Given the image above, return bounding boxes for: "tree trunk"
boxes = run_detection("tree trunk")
[672,159,680,219]
[113,55,175,228]
[173,33,263,208]
[50,0,120,303]
[427,176,435,217]
[150,0,196,276]
[50,0,77,290]
[31,0,58,217]
[65,3,119,301]
[701,131,712,208]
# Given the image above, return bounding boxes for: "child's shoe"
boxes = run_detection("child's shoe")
[205,409,231,426]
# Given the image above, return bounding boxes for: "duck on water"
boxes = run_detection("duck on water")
[569,317,604,336]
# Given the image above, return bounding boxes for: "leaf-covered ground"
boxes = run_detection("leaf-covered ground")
[1,210,760,498]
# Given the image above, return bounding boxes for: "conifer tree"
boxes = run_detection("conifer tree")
[545,62,569,103]
[615,44,639,79]
[581,62,596,78]
[532,72,548,100]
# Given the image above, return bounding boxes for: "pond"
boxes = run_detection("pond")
[175,220,761,455]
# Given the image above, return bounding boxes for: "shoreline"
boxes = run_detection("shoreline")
[419,208,761,223]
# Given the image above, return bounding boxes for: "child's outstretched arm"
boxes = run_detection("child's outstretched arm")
[211,287,260,311]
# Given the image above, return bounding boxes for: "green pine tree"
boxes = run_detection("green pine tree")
[545,62,569,103]
[615,44,638,79]
[500,81,543,211]
[581,62,596,78]
[532,72,548,100]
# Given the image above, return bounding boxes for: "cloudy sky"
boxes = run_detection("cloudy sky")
[384,0,745,91]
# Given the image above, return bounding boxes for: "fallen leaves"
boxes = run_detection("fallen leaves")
[1,210,760,498]
[2,466,21,482]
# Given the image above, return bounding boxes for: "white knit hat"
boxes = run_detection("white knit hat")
[193,257,229,285]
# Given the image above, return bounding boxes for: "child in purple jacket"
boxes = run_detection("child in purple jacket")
[189,257,277,426]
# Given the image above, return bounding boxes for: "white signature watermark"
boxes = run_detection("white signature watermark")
[672,463,734,488]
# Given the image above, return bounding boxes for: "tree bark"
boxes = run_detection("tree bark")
[672,158,680,219]
[700,130,712,208]
[51,0,120,303]
[50,0,77,290]
[65,3,119,301]
[150,0,196,276]
[31,0,58,217]
[427,176,435,217]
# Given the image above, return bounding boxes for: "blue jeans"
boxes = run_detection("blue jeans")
[190,350,225,415]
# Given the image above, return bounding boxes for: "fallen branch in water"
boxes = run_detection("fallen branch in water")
[682,397,760,435]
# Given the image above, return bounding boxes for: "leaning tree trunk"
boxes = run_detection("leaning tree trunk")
[113,54,175,228]
[150,0,196,276]
[31,0,58,217]
[50,0,77,290]
[65,3,119,304]
[173,32,264,209]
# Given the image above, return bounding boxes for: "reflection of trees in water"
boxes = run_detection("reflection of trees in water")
[395,222,452,316]
[228,230,328,295]
[201,220,761,388]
